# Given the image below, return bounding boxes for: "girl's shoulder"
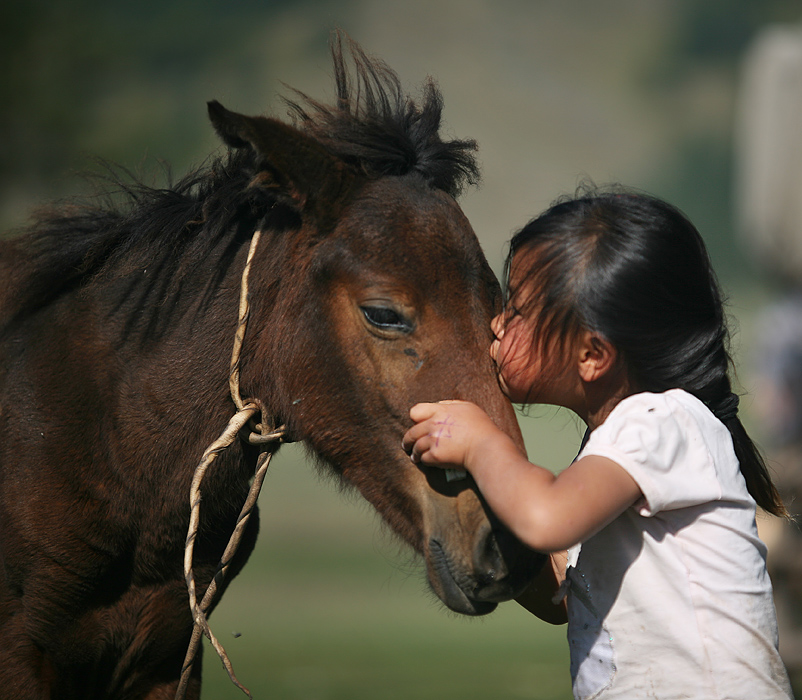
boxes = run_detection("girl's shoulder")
[589,388,721,462]
[598,388,732,470]
[585,389,749,514]
[606,388,717,429]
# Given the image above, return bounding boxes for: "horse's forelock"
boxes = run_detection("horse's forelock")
[282,34,480,198]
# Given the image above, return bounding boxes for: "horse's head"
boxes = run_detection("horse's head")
[208,38,543,615]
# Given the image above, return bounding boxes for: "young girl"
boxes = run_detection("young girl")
[402,188,793,699]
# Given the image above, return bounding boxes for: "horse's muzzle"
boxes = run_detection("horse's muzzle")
[426,525,545,616]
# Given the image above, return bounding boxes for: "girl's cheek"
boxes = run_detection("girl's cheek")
[495,341,521,381]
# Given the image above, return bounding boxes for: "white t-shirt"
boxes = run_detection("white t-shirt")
[565,389,792,700]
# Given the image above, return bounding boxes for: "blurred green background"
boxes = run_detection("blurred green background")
[3,1,802,698]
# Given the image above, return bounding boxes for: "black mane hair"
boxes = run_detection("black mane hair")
[2,33,480,328]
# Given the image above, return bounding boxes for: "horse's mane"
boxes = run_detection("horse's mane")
[1,34,479,327]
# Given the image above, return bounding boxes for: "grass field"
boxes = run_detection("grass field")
[200,410,582,700]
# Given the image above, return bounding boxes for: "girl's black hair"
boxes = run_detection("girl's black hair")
[504,185,786,517]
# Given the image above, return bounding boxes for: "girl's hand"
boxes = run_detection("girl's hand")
[405,406,643,556]
[402,400,507,470]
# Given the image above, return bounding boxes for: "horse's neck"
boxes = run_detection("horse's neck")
[66,236,253,469]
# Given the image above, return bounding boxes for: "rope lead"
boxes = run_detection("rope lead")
[176,231,285,700]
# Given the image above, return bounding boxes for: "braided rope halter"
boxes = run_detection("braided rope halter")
[176,230,286,699]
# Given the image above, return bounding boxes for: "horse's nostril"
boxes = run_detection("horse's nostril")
[476,568,497,587]
[473,524,508,584]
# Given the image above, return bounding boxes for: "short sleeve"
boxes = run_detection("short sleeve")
[578,392,724,516]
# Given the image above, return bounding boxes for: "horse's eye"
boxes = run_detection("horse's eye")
[360,306,412,333]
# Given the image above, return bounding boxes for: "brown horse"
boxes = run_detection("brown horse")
[0,36,542,699]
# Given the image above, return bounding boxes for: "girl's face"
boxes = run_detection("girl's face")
[490,308,539,403]
[491,252,546,403]
[490,251,579,406]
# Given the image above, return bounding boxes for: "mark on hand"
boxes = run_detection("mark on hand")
[433,416,456,446]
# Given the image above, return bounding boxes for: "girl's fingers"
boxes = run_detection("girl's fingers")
[407,435,432,463]
[403,423,439,459]
[409,402,440,422]
[404,401,475,464]
[402,421,428,453]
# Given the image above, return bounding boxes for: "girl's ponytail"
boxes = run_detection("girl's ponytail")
[684,321,787,517]
[710,391,740,423]
[711,391,787,517]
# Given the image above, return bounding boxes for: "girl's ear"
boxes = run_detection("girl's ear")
[577,331,618,383]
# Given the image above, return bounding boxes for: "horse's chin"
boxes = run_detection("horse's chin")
[442,591,498,617]
[426,538,508,617]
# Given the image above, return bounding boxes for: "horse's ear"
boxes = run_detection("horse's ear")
[208,100,356,217]
[208,100,253,149]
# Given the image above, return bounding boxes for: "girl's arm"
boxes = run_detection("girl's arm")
[402,401,642,553]
[515,550,568,624]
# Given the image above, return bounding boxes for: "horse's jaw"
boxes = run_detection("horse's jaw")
[307,444,544,616]
[416,478,546,616]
